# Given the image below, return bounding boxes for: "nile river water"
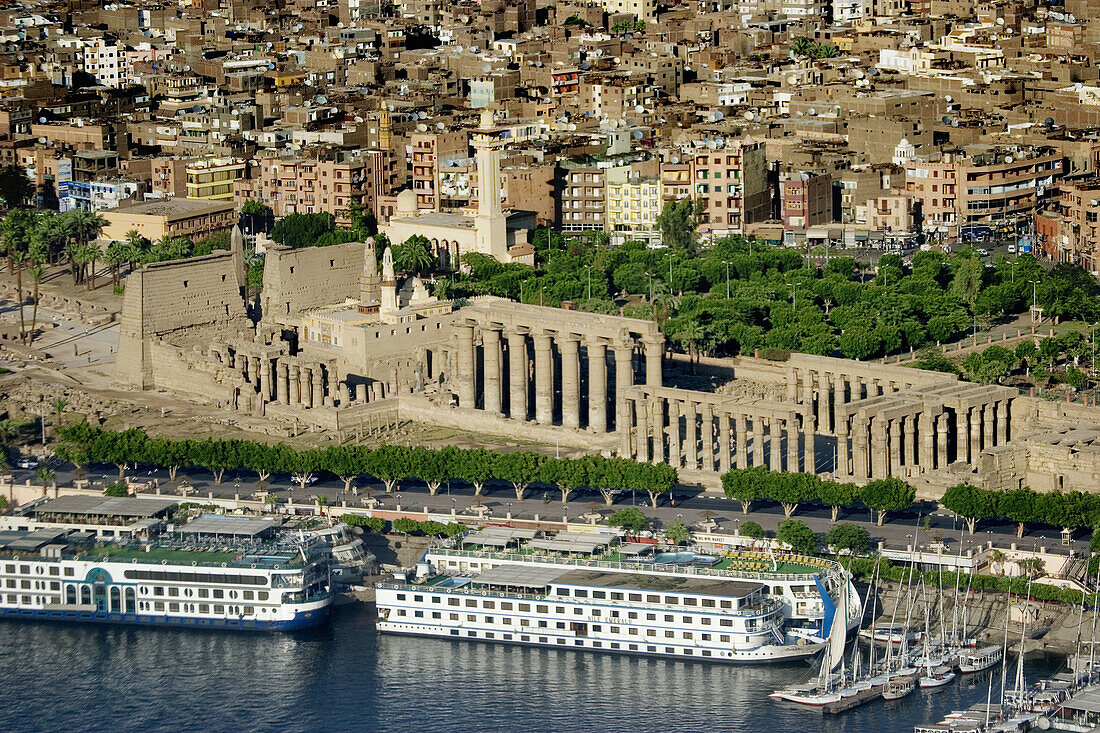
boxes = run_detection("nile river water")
[0,606,1057,733]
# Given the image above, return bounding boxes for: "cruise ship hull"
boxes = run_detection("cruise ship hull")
[0,598,333,631]
[377,620,825,664]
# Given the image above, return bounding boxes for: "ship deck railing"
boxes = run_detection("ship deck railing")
[377,581,787,617]
[428,547,837,583]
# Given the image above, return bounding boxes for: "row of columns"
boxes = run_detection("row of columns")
[793,370,912,435]
[837,399,1012,480]
[455,323,664,433]
[621,396,816,474]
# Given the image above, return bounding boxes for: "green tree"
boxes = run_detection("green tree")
[722,466,765,514]
[765,472,820,520]
[664,519,690,545]
[492,451,544,500]
[451,447,494,496]
[998,486,1040,538]
[817,480,859,523]
[776,519,818,555]
[269,212,338,248]
[443,522,466,538]
[656,198,705,256]
[941,482,997,534]
[607,507,649,533]
[364,445,412,494]
[860,477,915,526]
[410,446,449,496]
[911,347,960,375]
[825,523,870,555]
[740,520,764,540]
[35,466,54,494]
[420,520,448,537]
[0,164,32,208]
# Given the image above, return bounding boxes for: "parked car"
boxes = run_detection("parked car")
[15,456,39,470]
[1007,244,1017,253]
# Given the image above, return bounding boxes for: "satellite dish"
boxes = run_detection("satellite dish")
[942,115,951,124]
[1045,117,1055,127]
[996,16,1004,23]
[808,108,817,116]
[744,110,754,120]
[1004,155,1014,163]
[418,111,427,119]
[38,116,46,123]
[436,122,445,130]
[944,95,953,103]
[416,123,428,132]
[633,130,643,139]
[670,155,680,164]
[951,119,959,127]
[316,95,327,104]
[635,105,645,114]
[787,75,798,84]
[714,110,724,120]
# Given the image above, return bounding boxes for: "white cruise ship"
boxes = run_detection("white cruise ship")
[376,528,860,663]
[0,495,334,631]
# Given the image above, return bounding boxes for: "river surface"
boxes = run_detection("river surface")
[0,606,1059,733]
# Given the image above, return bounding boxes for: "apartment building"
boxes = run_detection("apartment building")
[185,158,246,201]
[82,38,123,88]
[781,171,834,231]
[1036,178,1100,271]
[238,149,398,225]
[905,146,1063,237]
[556,164,606,232]
[410,130,468,210]
[606,167,661,245]
[690,140,770,236]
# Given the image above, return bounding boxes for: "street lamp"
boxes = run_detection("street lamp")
[585,265,592,301]
[668,252,674,293]
[787,282,801,311]
[645,271,654,303]
[540,285,546,307]
[723,260,731,299]
[1029,279,1039,309]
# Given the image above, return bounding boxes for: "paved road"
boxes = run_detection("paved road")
[0,300,118,368]
[10,460,1088,557]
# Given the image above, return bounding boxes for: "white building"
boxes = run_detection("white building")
[82,38,123,88]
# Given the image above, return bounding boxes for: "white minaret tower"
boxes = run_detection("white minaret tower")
[471,108,509,261]
[380,245,398,315]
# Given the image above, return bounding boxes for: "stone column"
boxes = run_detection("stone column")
[889,418,902,476]
[312,369,324,409]
[769,418,782,471]
[871,419,888,478]
[956,407,969,464]
[560,337,581,429]
[786,419,799,473]
[482,328,502,415]
[982,403,994,452]
[260,359,272,401]
[587,340,607,433]
[650,398,665,462]
[637,400,650,462]
[614,342,634,432]
[718,411,732,473]
[700,403,715,472]
[667,399,681,467]
[905,414,918,467]
[804,416,816,474]
[686,402,700,470]
[338,382,349,406]
[507,331,527,421]
[936,413,948,468]
[533,333,554,424]
[852,419,868,479]
[835,413,850,477]
[620,398,634,457]
[969,405,981,464]
[996,400,1008,445]
[291,365,302,405]
[279,362,290,405]
[733,414,746,468]
[456,324,476,408]
[356,383,368,403]
[301,366,313,408]
[643,335,663,387]
[919,412,934,468]
[751,416,764,467]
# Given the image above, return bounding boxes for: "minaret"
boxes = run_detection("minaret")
[230,223,247,298]
[472,108,509,261]
[359,237,381,303]
[380,245,398,314]
[378,99,392,152]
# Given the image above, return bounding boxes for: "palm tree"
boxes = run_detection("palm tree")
[395,235,436,277]
[84,240,102,290]
[35,466,54,495]
[65,209,107,285]
[51,398,67,433]
[10,246,26,343]
[791,36,815,57]
[812,43,839,59]
[103,240,129,287]
[26,240,46,344]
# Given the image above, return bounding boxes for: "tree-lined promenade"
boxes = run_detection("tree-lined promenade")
[54,424,678,506]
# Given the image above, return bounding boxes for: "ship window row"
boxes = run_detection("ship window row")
[438,628,726,655]
[3,564,61,577]
[139,601,257,616]
[412,594,737,624]
[553,587,731,609]
[142,585,268,601]
[124,570,267,586]
[5,579,60,591]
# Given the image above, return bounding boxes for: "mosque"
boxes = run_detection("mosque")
[383,109,535,266]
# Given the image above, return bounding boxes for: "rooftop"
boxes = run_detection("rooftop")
[111,198,236,217]
[552,569,763,598]
[31,495,178,520]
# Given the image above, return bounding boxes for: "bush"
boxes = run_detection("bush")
[103,481,128,497]
[740,520,764,539]
[608,507,649,532]
[342,514,385,533]
[826,524,870,556]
